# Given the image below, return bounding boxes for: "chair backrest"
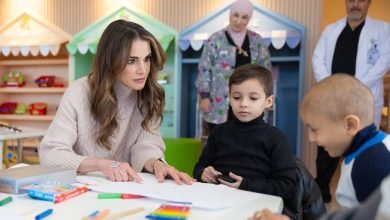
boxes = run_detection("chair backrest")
[163,138,202,177]
[293,156,327,220]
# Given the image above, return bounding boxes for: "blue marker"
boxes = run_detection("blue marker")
[35,208,53,220]
[88,210,99,217]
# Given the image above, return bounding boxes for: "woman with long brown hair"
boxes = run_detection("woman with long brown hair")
[39,20,193,184]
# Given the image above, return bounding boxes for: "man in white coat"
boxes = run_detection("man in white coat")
[312,0,390,203]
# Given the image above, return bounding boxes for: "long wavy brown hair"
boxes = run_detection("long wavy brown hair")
[88,20,166,150]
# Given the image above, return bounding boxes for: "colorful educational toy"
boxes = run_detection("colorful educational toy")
[146,201,191,220]
[25,182,88,203]
[27,102,47,115]
[34,75,64,87]
[0,102,18,114]
[2,72,25,87]
[14,104,27,115]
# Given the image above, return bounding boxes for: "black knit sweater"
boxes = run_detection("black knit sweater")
[193,115,296,209]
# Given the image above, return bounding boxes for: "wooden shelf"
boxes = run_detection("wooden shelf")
[0,114,54,121]
[0,59,68,66]
[0,87,67,93]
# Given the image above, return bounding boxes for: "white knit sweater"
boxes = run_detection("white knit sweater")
[38,77,165,172]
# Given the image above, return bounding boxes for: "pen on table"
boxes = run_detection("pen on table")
[97,193,122,199]
[121,193,145,199]
[35,208,53,220]
[88,210,99,217]
[97,193,145,199]
[94,209,110,220]
[106,207,145,220]
[0,196,13,206]
[81,210,100,220]
[146,217,187,220]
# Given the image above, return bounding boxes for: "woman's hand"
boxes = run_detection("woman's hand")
[153,160,194,185]
[201,166,221,184]
[199,98,212,113]
[217,172,242,188]
[98,159,142,182]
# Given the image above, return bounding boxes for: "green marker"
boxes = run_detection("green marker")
[97,193,122,199]
[0,196,12,206]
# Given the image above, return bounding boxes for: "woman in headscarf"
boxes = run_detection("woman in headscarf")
[196,0,272,133]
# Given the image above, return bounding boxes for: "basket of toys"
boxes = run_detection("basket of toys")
[2,72,25,87]
[28,103,47,115]
[0,102,18,114]
[14,104,27,115]
[34,75,55,87]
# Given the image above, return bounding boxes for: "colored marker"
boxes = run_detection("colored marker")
[97,193,122,199]
[0,196,12,206]
[35,208,53,220]
[95,209,110,219]
[82,210,100,220]
[121,193,145,199]
[88,210,99,217]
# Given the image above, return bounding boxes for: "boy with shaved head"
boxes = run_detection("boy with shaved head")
[300,74,390,208]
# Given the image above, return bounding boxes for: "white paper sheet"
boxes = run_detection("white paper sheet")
[79,173,266,210]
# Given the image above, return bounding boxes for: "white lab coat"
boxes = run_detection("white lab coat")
[312,16,390,126]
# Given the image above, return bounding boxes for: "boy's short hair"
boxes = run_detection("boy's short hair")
[229,64,273,97]
[300,74,374,124]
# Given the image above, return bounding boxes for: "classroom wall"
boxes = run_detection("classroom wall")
[0,0,323,173]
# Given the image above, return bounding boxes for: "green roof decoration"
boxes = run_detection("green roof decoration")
[66,6,176,55]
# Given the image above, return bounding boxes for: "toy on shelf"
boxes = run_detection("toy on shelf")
[28,102,48,115]
[7,150,17,163]
[35,75,64,87]
[2,72,25,87]
[14,104,27,115]
[0,102,18,114]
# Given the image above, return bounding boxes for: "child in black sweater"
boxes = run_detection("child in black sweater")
[193,64,296,214]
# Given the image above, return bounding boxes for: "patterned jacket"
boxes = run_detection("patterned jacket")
[196,28,271,124]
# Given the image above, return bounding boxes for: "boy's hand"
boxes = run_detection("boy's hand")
[201,166,221,184]
[218,172,242,188]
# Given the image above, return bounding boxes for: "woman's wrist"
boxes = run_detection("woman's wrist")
[150,158,167,174]
[79,157,105,173]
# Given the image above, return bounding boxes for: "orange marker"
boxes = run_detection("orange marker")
[95,209,110,219]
